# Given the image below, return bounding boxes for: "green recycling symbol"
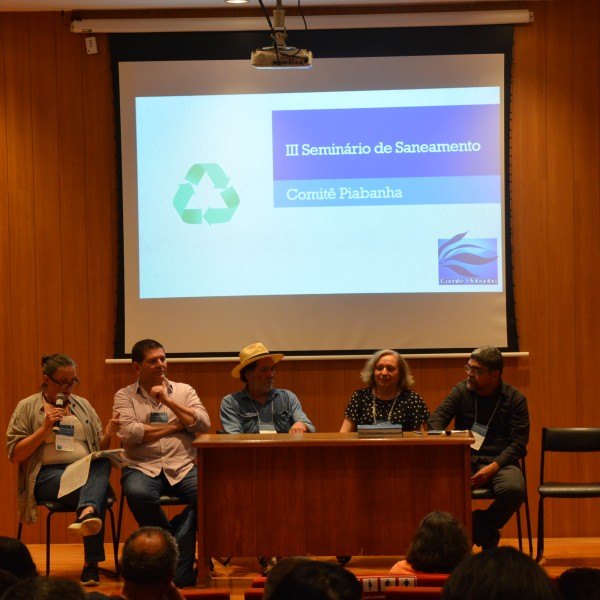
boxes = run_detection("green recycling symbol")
[173,163,240,225]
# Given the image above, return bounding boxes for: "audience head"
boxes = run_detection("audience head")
[269,560,362,600]
[0,536,38,580]
[361,349,414,390]
[263,557,314,600]
[0,576,85,600]
[557,567,600,600]
[0,571,18,598]
[406,511,471,573]
[119,526,179,588]
[442,546,561,600]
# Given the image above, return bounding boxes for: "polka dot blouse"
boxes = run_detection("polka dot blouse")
[344,387,430,431]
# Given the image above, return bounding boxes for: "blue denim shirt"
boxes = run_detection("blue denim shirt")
[220,387,316,434]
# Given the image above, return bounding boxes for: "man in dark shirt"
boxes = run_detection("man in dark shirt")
[427,346,529,550]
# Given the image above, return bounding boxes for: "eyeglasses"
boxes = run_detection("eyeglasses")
[48,375,80,389]
[464,364,489,376]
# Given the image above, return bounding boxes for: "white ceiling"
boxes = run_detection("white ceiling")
[0,0,533,13]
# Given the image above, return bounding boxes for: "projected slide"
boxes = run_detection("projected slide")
[118,52,510,353]
[136,87,502,299]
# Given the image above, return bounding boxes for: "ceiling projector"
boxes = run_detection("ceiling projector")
[251,45,313,69]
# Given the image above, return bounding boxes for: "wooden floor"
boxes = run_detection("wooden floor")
[27,538,600,599]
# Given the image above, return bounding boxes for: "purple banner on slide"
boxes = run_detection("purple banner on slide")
[272,105,500,181]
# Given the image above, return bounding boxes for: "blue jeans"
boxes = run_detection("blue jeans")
[34,458,111,564]
[121,466,197,587]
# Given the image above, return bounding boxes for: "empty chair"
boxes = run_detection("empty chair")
[386,587,443,600]
[536,427,600,562]
[472,456,533,555]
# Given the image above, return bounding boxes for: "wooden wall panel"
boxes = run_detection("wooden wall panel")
[3,1,600,547]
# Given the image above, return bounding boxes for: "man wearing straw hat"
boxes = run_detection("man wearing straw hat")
[220,342,315,574]
[220,342,315,435]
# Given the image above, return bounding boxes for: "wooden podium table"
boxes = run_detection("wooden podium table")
[193,432,473,583]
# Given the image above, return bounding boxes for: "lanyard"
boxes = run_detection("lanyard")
[371,389,398,422]
[254,399,274,424]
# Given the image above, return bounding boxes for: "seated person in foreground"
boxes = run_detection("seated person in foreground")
[441,546,561,600]
[390,511,471,576]
[557,567,600,600]
[340,349,429,432]
[269,560,362,600]
[428,346,529,551]
[87,526,185,600]
[220,342,315,434]
[263,557,314,600]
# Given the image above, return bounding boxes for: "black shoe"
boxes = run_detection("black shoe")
[80,564,100,586]
[481,529,501,551]
[68,512,102,537]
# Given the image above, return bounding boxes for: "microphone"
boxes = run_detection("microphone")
[53,392,65,433]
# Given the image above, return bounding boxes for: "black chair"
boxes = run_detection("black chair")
[536,427,600,562]
[471,456,533,555]
[116,492,231,571]
[17,497,119,576]
[116,491,189,548]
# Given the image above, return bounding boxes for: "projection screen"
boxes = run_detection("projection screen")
[112,26,517,357]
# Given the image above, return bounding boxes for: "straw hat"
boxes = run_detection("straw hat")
[231,342,284,378]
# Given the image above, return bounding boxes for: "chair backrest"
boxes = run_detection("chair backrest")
[411,574,449,587]
[542,428,600,453]
[385,587,443,599]
[251,577,267,588]
[540,428,600,483]
[244,589,264,600]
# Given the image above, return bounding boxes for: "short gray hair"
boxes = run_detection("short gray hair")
[360,349,414,390]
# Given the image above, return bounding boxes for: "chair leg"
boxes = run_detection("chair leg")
[108,506,120,577]
[536,498,544,562]
[115,492,125,558]
[524,492,533,557]
[46,510,54,576]
[516,507,523,552]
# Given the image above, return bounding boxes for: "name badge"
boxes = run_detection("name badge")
[150,412,168,425]
[258,422,277,434]
[470,421,488,451]
[55,423,75,451]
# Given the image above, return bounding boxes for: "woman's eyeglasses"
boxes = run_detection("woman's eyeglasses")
[48,376,80,389]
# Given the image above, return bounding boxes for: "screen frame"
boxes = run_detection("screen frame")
[110,24,518,358]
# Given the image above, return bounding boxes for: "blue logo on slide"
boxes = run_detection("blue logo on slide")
[438,232,498,285]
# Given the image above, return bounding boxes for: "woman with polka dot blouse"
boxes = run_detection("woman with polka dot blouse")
[339,349,430,432]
